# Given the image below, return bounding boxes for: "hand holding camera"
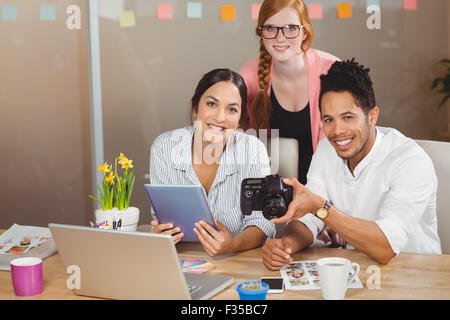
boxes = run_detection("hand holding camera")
[240,174,294,220]
[241,174,325,224]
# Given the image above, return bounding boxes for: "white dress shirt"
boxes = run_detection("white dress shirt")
[149,126,275,238]
[299,127,442,255]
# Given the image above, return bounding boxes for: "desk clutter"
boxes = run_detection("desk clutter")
[280,260,363,290]
[90,219,123,230]
[179,259,215,274]
[0,224,57,271]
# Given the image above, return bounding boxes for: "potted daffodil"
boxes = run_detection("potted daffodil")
[89,153,139,231]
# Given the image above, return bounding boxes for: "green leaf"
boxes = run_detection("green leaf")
[439,94,450,109]
[88,195,102,207]
[431,78,441,90]
[125,174,135,208]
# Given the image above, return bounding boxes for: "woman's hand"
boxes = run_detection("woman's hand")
[193,219,235,256]
[150,220,184,244]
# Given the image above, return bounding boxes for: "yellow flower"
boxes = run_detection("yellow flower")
[105,172,115,184]
[121,158,134,169]
[98,162,110,174]
[118,153,128,165]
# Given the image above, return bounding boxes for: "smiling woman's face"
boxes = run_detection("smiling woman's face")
[193,81,242,145]
[262,6,306,63]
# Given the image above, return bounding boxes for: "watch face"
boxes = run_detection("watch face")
[317,208,328,219]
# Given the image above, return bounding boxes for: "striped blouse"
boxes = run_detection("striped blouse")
[149,126,275,238]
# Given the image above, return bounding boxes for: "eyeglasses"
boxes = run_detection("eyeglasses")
[259,24,303,39]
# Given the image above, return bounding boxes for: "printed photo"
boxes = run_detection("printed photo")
[281,260,364,291]
[6,246,29,255]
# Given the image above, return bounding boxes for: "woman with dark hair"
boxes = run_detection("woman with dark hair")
[149,69,275,255]
[240,0,339,185]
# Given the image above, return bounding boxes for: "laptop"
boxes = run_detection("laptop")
[49,223,233,300]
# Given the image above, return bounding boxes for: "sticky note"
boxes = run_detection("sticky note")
[251,4,262,21]
[1,4,18,20]
[157,3,173,20]
[403,0,417,10]
[366,0,380,10]
[119,11,136,28]
[308,3,323,20]
[337,3,352,19]
[187,2,202,19]
[40,4,55,21]
[220,5,236,21]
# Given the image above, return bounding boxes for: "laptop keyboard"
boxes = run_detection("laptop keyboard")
[188,285,202,295]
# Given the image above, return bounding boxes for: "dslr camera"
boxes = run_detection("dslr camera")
[240,174,294,220]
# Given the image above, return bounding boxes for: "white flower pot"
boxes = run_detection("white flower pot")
[95,206,140,232]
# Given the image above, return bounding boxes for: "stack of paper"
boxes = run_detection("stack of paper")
[0,224,57,271]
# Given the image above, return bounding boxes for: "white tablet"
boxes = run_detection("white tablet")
[144,184,217,242]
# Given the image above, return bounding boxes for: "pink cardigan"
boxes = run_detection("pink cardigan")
[240,48,339,152]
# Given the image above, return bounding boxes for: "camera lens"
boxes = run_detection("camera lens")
[262,195,287,220]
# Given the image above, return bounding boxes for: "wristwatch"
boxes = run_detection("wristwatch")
[316,200,333,219]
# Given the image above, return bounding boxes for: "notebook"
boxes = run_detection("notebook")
[49,223,233,300]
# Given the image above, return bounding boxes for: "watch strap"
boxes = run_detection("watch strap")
[323,200,332,211]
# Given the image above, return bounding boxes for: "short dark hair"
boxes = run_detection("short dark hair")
[191,68,248,125]
[319,58,376,114]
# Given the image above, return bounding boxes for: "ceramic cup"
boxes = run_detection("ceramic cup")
[10,257,43,296]
[317,257,360,300]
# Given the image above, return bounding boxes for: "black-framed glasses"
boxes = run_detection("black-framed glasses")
[259,24,303,39]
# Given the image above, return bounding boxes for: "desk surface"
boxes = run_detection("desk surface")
[1,239,450,300]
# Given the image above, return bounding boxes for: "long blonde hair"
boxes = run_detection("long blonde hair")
[252,0,314,130]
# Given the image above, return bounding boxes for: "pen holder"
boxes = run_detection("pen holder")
[236,281,269,300]
[95,207,140,231]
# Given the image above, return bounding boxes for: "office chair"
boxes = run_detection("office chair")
[270,137,299,238]
[415,139,450,254]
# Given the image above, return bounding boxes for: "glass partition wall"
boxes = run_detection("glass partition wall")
[97,0,449,226]
[1,0,448,228]
[0,0,92,228]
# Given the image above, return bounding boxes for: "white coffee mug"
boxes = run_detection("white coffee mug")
[317,257,360,300]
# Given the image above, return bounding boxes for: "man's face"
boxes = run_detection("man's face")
[321,91,378,168]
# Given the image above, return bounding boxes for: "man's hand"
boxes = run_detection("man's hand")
[261,238,295,271]
[270,178,325,224]
[318,226,347,248]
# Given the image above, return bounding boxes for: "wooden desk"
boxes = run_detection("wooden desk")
[1,241,449,300]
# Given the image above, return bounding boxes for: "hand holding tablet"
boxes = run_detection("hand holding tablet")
[144,184,217,242]
[193,219,235,256]
[150,220,184,244]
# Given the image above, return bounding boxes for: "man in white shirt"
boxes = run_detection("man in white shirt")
[262,59,441,268]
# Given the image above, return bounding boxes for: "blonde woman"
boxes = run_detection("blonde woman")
[240,0,339,185]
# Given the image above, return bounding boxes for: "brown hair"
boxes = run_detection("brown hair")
[190,68,247,126]
[251,0,314,130]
